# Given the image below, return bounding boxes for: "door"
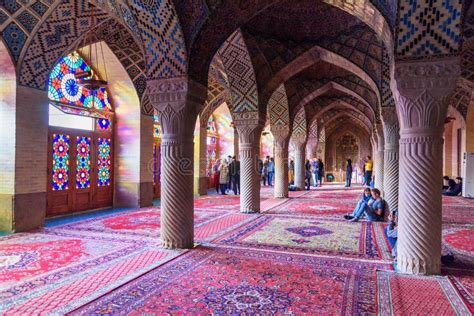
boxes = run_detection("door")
[47,128,113,216]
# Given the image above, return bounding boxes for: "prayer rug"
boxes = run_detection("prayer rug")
[0,230,182,314]
[377,270,471,315]
[73,246,391,315]
[214,215,392,260]
[53,208,222,238]
[194,194,241,211]
[443,205,474,224]
[267,198,353,216]
[444,269,474,309]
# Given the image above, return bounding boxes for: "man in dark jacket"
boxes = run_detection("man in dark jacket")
[229,156,240,195]
[345,159,353,187]
[443,177,462,196]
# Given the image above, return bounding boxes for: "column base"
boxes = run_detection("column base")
[398,255,441,275]
[240,209,260,214]
[161,238,194,249]
[194,176,208,196]
[274,193,288,198]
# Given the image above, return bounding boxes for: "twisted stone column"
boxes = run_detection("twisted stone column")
[147,77,207,249]
[273,131,290,198]
[292,138,307,189]
[236,121,264,213]
[395,59,460,274]
[374,124,384,192]
[382,107,400,211]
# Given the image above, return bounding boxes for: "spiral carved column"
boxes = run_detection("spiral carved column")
[382,108,400,211]
[236,123,264,213]
[293,139,306,189]
[395,59,460,274]
[273,132,290,198]
[374,124,384,192]
[147,77,207,249]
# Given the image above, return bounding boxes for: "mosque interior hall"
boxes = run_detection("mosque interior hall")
[1,0,474,314]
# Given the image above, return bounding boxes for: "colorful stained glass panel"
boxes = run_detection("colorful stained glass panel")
[97,117,112,131]
[48,52,112,111]
[52,134,70,190]
[97,138,111,186]
[76,136,91,189]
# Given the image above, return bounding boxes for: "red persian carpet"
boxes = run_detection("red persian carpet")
[213,214,392,260]
[377,270,471,315]
[72,246,391,315]
[0,230,183,314]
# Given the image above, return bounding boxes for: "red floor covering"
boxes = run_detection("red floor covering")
[1,183,472,314]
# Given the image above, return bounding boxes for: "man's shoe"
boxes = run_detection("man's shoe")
[343,215,353,220]
[349,217,359,222]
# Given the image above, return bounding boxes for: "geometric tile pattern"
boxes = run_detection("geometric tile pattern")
[317,24,383,87]
[450,85,472,119]
[128,0,187,78]
[0,0,54,65]
[292,106,307,137]
[268,84,290,128]
[381,48,395,107]
[2,21,26,63]
[18,0,109,89]
[396,0,463,58]
[218,30,258,113]
[93,19,147,99]
[308,119,318,138]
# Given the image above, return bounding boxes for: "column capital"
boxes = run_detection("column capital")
[146,76,208,113]
[235,115,265,145]
[272,128,290,144]
[381,107,400,148]
[394,58,461,134]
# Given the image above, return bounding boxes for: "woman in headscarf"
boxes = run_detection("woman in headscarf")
[218,159,230,195]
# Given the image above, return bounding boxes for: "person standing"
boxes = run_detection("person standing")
[229,156,240,195]
[262,156,269,186]
[213,159,221,193]
[267,157,275,186]
[218,160,230,195]
[289,159,295,185]
[364,156,373,186]
[311,159,319,187]
[317,158,324,186]
[345,159,353,187]
[226,156,233,193]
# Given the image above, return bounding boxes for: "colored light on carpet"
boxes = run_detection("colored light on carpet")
[0,231,183,314]
[72,246,391,315]
[215,215,387,260]
[377,271,470,315]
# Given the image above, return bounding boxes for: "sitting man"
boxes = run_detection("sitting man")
[344,188,372,220]
[442,177,462,196]
[345,188,386,222]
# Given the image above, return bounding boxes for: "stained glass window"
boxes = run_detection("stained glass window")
[96,117,112,131]
[76,136,91,189]
[207,115,217,134]
[48,52,112,111]
[97,138,111,186]
[52,134,70,190]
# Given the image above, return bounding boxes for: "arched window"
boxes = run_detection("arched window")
[46,52,114,215]
[206,115,219,176]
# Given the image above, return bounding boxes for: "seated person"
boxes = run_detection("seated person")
[344,188,373,220]
[345,188,386,222]
[385,210,398,258]
[442,176,452,190]
[443,177,462,196]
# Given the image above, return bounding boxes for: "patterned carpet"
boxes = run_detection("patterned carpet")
[1,184,473,314]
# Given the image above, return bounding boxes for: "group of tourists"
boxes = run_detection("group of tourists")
[212,156,240,195]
